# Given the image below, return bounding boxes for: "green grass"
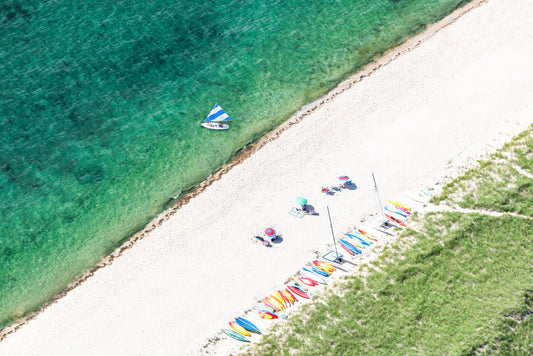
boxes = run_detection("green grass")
[246,127,533,355]
[432,125,533,216]
[486,302,533,355]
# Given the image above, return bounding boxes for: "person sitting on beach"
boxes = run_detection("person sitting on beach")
[304,205,316,215]
[321,187,329,194]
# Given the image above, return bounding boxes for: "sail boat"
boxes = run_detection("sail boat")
[201,103,232,130]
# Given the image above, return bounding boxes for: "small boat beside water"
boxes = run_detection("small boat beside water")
[201,103,231,130]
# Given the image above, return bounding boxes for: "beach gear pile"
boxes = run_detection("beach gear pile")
[322,175,352,195]
[253,227,282,247]
[288,197,317,218]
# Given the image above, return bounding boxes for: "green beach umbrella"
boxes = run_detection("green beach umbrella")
[296,197,308,206]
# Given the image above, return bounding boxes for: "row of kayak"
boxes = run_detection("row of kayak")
[338,200,412,255]
[257,260,338,320]
[221,260,337,343]
[221,199,412,343]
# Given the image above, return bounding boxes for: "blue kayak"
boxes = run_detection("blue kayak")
[349,231,373,244]
[302,267,328,284]
[346,233,370,246]
[236,317,261,334]
[385,205,408,218]
[312,266,330,277]
[340,239,361,254]
[290,283,306,293]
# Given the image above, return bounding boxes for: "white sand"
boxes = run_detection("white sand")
[2,0,533,354]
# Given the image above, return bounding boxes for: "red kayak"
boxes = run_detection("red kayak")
[299,276,318,286]
[288,285,310,299]
[340,243,355,256]
[258,311,278,319]
[278,289,293,306]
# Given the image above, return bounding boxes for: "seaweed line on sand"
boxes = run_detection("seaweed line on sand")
[0,0,487,342]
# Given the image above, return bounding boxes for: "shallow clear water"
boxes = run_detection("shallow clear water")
[0,0,469,328]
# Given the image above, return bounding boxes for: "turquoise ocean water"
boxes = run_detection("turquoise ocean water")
[0,0,469,329]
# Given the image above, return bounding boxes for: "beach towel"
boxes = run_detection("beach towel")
[288,207,305,218]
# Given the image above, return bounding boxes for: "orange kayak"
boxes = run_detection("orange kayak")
[262,297,281,312]
[269,294,286,310]
[313,260,336,272]
[385,213,406,226]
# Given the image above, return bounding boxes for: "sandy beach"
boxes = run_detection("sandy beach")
[2,0,533,354]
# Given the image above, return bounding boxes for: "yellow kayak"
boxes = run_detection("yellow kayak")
[388,200,411,211]
[276,290,289,307]
[283,289,296,303]
[229,321,251,337]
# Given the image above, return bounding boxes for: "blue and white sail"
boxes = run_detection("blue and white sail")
[204,103,232,122]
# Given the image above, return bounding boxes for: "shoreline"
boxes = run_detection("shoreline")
[0,0,486,341]
[0,1,528,354]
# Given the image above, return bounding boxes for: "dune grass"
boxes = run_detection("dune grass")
[245,127,533,355]
[432,125,533,216]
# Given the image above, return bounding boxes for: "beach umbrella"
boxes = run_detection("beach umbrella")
[338,175,350,182]
[265,228,276,237]
[295,197,307,206]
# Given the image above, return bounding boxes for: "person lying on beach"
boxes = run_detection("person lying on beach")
[254,235,271,247]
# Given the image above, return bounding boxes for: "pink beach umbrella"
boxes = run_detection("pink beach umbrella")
[265,228,276,237]
[338,175,350,182]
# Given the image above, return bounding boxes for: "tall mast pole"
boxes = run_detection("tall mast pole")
[372,172,385,221]
[326,206,341,261]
